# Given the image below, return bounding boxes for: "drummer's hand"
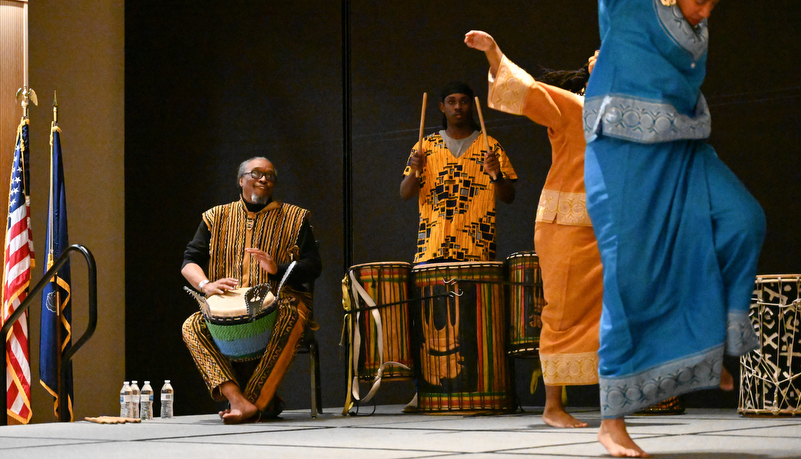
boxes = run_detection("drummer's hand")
[204,277,239,296]
[409,149,424,175]
[484,149,500,179]
[464,30,496,52]
[245,248,278,275]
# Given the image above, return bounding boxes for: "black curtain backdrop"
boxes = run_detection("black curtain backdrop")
[125,1,801,415]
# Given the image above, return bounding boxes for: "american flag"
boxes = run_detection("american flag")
[2,118,35,423]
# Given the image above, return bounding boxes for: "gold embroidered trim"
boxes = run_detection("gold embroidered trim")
[536,189,592,226]
[540,351,599,385]
[487,55,535,116]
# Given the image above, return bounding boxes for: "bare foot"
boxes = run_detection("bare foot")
[598,418,650,457]
[218,404,258,424]
[218,381,259,424]
[720,366,734,391]
[543,384,588,428]
[543,408,589,428]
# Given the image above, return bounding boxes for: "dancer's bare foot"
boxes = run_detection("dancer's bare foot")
[720,365,734,391]
[543,385,588,428]
[218,381,259,424]
[598,418,650,457]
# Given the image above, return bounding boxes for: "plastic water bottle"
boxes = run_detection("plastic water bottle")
[140,381,154,420]
[130,380,141,419]
[160,380,174,418]
[120,381,132,418]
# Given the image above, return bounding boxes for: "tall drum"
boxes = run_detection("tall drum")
[505,251,545,358]
[740,275,801,416]
[343,262,414,408]
[411,261,513,413]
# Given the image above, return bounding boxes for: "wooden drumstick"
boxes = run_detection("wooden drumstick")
[415,92,427,178]
[474,96,497,180]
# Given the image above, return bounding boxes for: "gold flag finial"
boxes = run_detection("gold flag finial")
[15,86,38,118]
[53,90,59,125]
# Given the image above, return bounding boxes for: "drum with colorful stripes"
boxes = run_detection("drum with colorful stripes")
[505,251,545,358]
[411,261,513,413]
[345,262,415,381]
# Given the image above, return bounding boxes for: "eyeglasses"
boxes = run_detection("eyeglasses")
[243,170,277,181]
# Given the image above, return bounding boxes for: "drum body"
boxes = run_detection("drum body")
[412,261,513,413]
[346,262,414,381]
[740,275,801,416]
[203,288,278,362]
[505,251,545,358]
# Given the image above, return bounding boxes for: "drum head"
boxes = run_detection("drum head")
[206,288,276,318]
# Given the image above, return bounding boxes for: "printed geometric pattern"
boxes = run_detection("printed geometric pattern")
[404,133,516,263]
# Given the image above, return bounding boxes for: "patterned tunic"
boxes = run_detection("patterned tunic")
[584,0,765,418]
[488,55,601,386]
[403,132,517,263]
[182,199,319,413]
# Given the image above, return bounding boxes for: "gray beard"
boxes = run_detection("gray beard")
[250,193,269,204]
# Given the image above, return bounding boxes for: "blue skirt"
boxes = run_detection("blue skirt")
[584,137,765,418]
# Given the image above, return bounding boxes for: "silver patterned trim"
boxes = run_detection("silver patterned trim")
[727,311,759,355]
[599,345,723,418]
[654,0,709,61]
[583,94,711,144]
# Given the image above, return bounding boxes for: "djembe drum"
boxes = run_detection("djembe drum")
[342,262,414,407]
[184,285,278,361]
[505,251,545,358]
[739,275,801,416]
[411,261,513,413]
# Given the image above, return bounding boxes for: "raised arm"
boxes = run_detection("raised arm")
[464,30,504,78]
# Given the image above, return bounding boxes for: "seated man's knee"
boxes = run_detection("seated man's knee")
[182,313,201,343]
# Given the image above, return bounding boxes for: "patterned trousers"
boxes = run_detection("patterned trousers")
[182,290,312,411]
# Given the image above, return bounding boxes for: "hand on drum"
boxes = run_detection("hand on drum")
[245,248,278,275]
[203,277,239,296]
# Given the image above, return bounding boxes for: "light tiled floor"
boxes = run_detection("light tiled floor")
[1,406,800,458]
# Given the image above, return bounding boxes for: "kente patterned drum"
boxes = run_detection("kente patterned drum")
[740,275,801,416]
[411,261,513,413]
[345,262,414,382]
[505,251,545,358]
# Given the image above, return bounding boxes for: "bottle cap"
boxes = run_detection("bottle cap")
[165,380,170,383]
[145,380,150,384]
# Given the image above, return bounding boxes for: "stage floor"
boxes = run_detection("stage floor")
[1,405,800,458]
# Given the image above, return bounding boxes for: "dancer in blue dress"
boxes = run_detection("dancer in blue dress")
[583,0,765,456]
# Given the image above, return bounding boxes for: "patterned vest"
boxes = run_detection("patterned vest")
[203,199,308,290]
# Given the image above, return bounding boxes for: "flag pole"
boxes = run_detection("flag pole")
[51,91,63,419]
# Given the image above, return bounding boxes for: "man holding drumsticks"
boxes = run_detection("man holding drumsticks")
[181,156,322,424]
[400,83,517,412]
[400,82,517,264]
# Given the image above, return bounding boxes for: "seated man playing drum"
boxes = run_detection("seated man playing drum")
[181,156,322,424]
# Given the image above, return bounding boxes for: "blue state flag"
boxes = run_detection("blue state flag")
[39,123,72,421]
